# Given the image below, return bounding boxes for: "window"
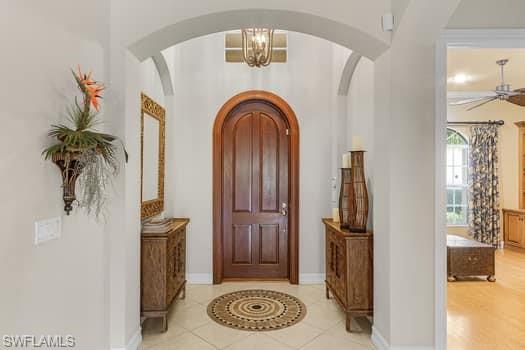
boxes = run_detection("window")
[446,128,469,225]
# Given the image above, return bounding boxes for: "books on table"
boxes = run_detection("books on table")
[142,218,174,233]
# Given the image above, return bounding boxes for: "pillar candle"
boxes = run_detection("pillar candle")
[352,136,364,151]
[343,153,351,168]
[342,153,351,168]
[332,208,340,222]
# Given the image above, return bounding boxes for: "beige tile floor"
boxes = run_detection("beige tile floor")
[140,282,374,350]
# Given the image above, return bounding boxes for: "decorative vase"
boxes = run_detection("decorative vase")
[338,167,352,228]
[52,152,84,215]
[349,151,368,232]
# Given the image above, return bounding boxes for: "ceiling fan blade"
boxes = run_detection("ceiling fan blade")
[449,97,492,106]
[466,97,498,111]
[508,88,525,107]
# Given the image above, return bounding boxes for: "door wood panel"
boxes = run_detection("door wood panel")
[260,113,280,212]
[222,101,289,279]
[260,224,280,264]
[233,114,253,212]
[232,224,253,264]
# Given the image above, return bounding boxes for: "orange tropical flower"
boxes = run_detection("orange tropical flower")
[75,65,104,112]
[86,83,104,112]
[77,65,96,86]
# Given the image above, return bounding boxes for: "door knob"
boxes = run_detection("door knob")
[281,203,288,216]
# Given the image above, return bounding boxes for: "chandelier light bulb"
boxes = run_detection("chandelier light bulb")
[241,28,274,68]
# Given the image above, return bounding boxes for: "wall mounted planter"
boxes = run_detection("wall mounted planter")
[52,152,84,215]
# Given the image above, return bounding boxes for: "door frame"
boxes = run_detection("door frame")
[212,90,300,284]
[434,29,525,349]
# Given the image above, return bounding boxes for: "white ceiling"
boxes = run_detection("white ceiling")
[447,48,525,92]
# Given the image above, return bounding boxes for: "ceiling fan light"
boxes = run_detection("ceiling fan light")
[450,73,471,84]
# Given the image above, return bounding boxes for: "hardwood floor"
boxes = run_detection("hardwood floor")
[448,246,525,350]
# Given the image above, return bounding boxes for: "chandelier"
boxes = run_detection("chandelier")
[241,28,275,67]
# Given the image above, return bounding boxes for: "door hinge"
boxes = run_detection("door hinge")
[286,129,290,136]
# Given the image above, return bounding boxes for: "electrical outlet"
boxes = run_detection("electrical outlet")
[34,217,62,245]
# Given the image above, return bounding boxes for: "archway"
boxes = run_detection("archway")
[110,7,390,348]
[127,9,389,61]
[212,90,300,284]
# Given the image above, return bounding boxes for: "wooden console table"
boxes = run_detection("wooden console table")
[141,218,189,332]
[323,218,373,332]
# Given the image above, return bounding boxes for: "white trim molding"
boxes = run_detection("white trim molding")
[111,328,142,350]
[187,273,213,284]
[434,28,525,350]
[187,273,325,284]
[442,29,525,49]
[151,52,174,96]
[372,326,390,350]
[372,325,434,350]
[299,273,325,284]
[338,52,363,96]
[435,33,448,350]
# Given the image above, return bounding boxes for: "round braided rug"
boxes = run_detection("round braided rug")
[207,289,307,331]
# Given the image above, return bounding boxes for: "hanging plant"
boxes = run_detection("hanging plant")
[43,66,127,217]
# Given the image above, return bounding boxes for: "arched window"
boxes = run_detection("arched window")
[446,128,469,225]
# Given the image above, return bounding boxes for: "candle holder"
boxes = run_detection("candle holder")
[338,151,368,232]
[338,168,352,229]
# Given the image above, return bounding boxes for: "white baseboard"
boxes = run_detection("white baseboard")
[112,327,142,350]
[372,326,389,350]
[299,273,325,284]
[186,273,325,285]
[187,273,213,284]
[371,326,434,350]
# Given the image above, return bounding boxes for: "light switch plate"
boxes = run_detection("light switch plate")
[35,217,62,245]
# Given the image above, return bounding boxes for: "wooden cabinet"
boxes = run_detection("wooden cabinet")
[323,218,373,332]
[503,209,525,248]
[517,122,525,209]
[447,235,495,282]
[141,218,189,331]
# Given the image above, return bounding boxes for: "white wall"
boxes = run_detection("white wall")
[139,58,165,105]
[448,0,525,29]
[1,1,109,349]
[166,32,350,280]
[372,1,462,347]
[113,55,165,348]
[0,4,166,348]
[372,49,393,344]
[347,58,375,229]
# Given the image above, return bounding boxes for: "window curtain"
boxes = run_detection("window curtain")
[468,125,500,247]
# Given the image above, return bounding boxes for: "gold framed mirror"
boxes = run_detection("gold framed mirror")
[141,92,165,219]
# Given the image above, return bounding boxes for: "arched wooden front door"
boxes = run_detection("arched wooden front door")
[213,91,299,284]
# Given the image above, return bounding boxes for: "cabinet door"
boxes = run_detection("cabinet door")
[325,229,335,286]
[166,233,178,304]
[506,213,523,245]
[519,130,525,209]
[332,234,347,304]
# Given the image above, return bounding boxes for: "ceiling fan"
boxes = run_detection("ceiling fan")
[450,59,525,111]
